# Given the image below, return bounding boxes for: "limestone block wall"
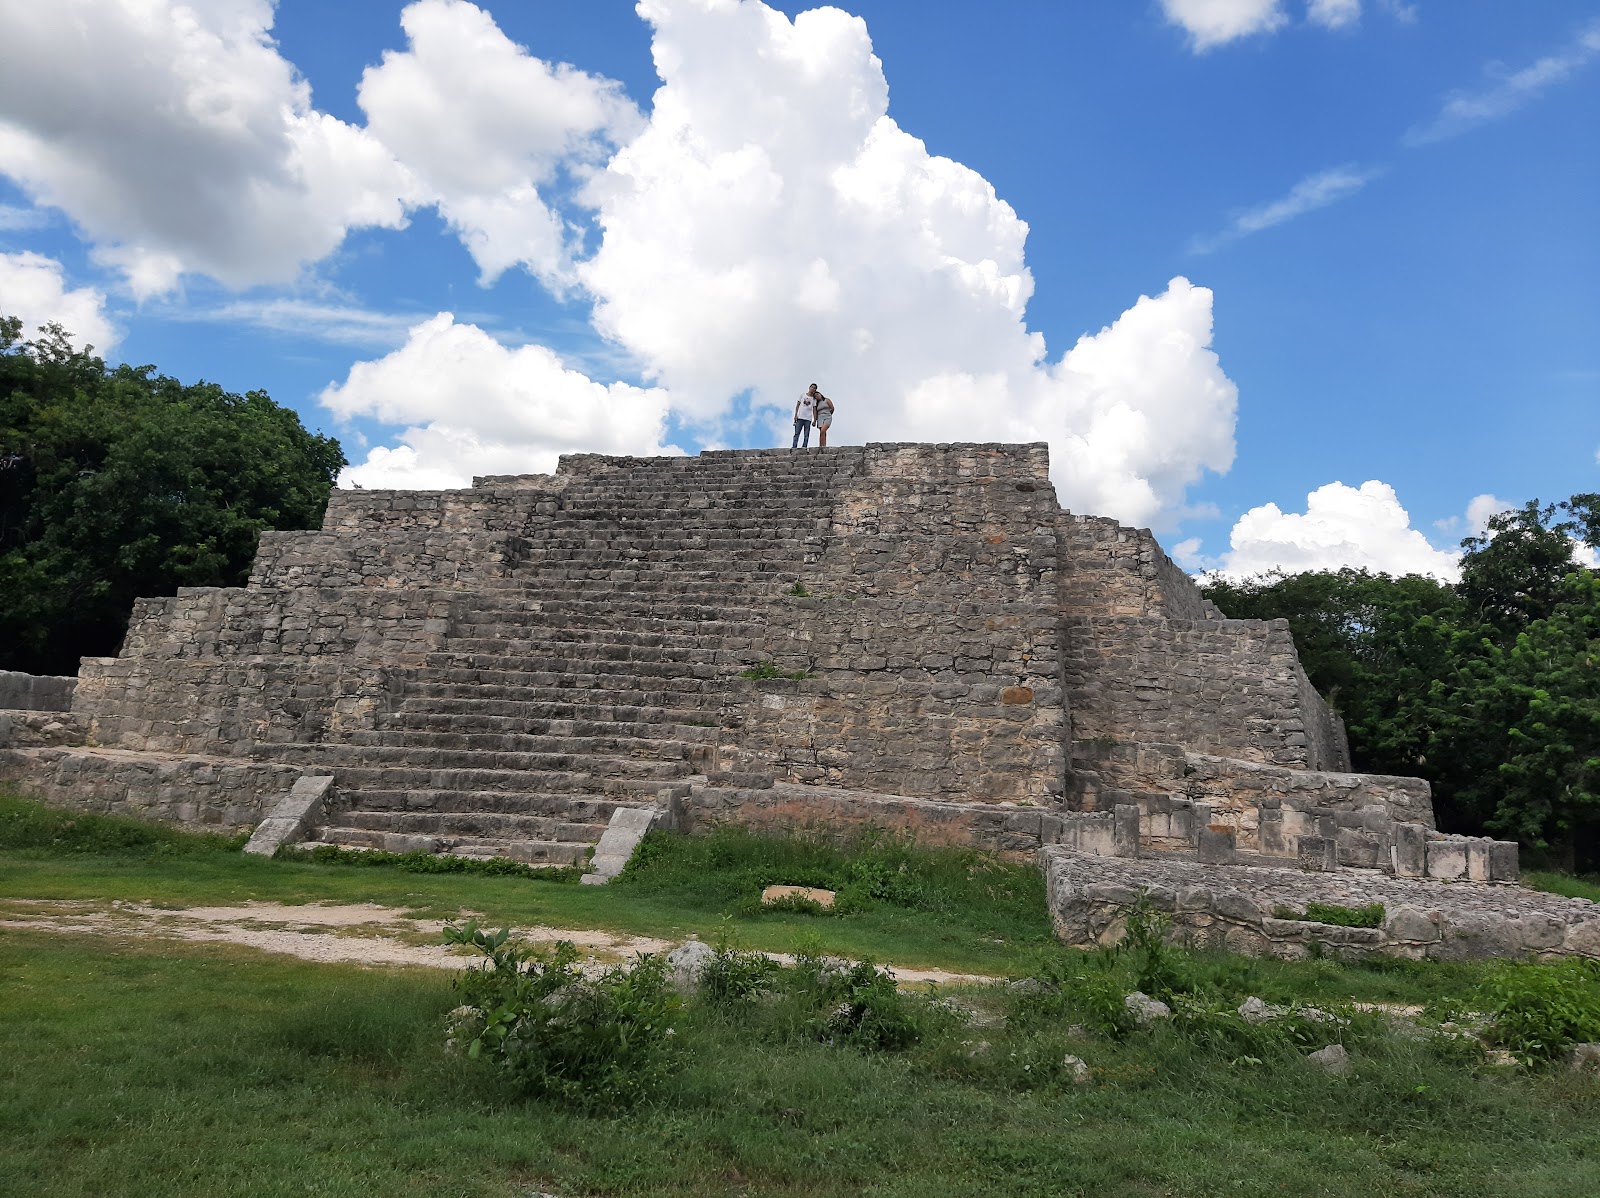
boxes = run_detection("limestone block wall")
[1062,614,1342,770]
[730,598,1066,803]
[0,670,75,712]
[74,586,452,752]
[717,443,1070,805]
[1043,849,1600,962]
[1058,516,1220,621]
[0,746,306,833]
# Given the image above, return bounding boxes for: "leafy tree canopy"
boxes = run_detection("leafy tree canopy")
[0,316,345,674]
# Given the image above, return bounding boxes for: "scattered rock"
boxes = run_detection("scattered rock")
[1567,1043,1600,1073]
[1483,1049,1522,1069]
[761,885,836,909]
[1061,1054,1091,1084]
[665,938,716,994]
[1306,1044,1350,1075]
[1007,977,1048,995]
[1237,996,1285,1024]
[963,1039,991,1060]
[1124,991,1171,1025]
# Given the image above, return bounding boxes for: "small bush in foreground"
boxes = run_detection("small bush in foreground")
[443,921,679,1108]
[1473,957,1600,1064]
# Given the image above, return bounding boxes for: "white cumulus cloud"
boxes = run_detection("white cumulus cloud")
[1307,0,1361,31]
[1160,0,1287,51]
[1213,480,1462,580]
[564,0,1237,528]
[356,0,642,288]
[0,0,417,296]
[321,313,679,488]
[0,251,118,352]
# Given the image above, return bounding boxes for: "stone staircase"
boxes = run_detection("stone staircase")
[251,450,867,864]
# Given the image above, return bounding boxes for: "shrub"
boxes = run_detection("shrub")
[1474,958,1600,1064]
[442,922,680,1108]
[699,940,782,1010]
[791,950,923,1052]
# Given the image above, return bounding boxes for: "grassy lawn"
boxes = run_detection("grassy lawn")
[3,927,1598,1198]
[4,792,1600,1197]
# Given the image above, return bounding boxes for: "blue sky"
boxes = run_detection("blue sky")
[0,0,1595,577]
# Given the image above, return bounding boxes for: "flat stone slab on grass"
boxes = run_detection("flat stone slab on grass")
[762,885,837,909]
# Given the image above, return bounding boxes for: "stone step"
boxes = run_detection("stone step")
[440,629,766,654]
[388,697,717,725]
[308,763,690,798]
[393,682,725,709]
[337,789,644,821]
[312,826,593,866]
[338,727,715,756]
[420,647,742,674]
[254,742,698,777]
[369,714,720,742]
[396,667,733,694]
[337,808,608,842]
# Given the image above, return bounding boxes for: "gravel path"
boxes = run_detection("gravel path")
[0,898,995,985]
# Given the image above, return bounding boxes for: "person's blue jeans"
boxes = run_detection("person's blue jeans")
[792,418,811,448]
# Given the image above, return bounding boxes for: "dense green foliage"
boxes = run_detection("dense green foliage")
[445,923,682,1109]
[0,316,345,674]
[1202,494,1600,868]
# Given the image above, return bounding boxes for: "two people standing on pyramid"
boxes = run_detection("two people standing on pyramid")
[792,382,836,449]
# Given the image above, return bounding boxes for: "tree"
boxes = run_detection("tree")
[0,317,345,675]
[1457,498,1595,634]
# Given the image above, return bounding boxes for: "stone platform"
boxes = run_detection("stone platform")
[0,442,1570,958]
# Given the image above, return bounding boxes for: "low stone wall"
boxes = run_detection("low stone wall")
[0,747,305,833]
[681,780,1066,856]
[0,671,76,712]
[1042,848,1600,962]
[1183,753,1436,832]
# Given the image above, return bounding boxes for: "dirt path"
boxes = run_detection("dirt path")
[0,898,996,985]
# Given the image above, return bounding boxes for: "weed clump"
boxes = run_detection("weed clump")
[443,921,680,1108]
[1470,957,1600,1064]
[1273,901,1386,929]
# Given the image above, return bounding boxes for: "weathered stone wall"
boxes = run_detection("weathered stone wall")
[729,597,1065,803]
[0,747,305,833]
[717,443,1069,804]
[73,587,453,753]
[1042,848,1600,962]
[679,780,1062,856]
[1058,517,1219,621]
[0,670,75,712]
[1062,615,1339,768]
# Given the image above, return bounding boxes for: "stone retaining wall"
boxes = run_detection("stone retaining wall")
[0,671,76,712]
[0,747,305,833]
[1042,848,1600,962]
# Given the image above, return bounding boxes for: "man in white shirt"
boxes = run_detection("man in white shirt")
[792,384,818,449]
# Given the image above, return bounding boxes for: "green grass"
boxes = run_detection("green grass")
[0,794,1041,974]
[3,930,1599,1198]
[1526,870,1600,903]
[5,791,1600,1195]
